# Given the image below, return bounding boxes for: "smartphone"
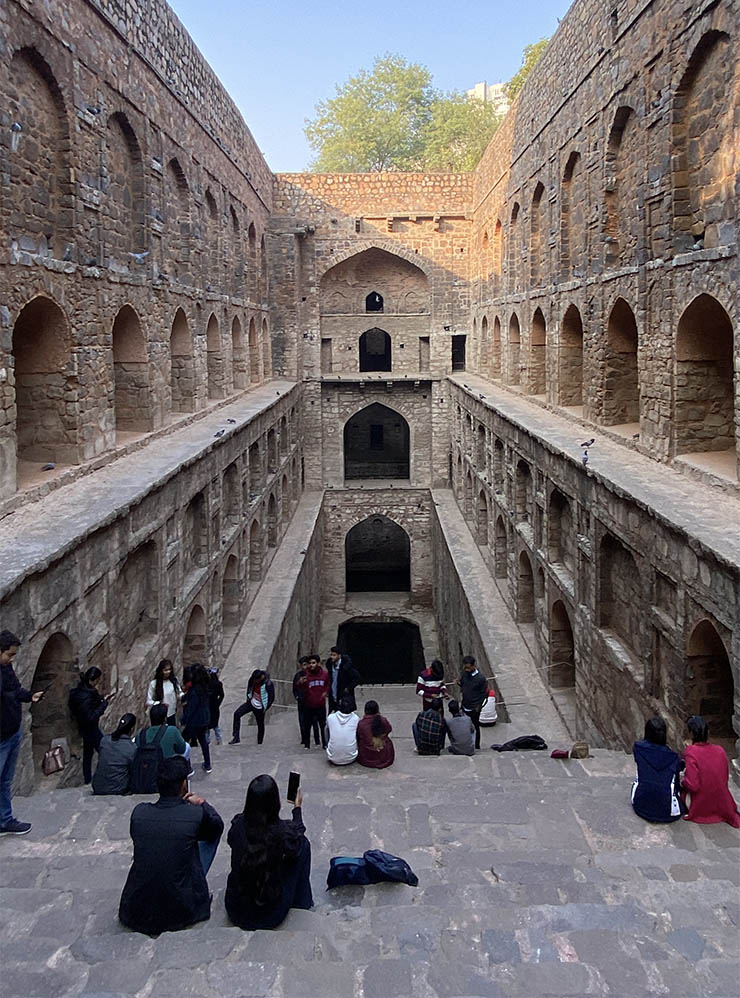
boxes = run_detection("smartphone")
[287,771,300,804]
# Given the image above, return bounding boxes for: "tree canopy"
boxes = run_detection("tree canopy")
[503,39,550,101]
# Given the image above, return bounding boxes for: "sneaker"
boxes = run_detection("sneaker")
[215,737,222,746]
[187,769,195,778]
[202,764,213,773]
[228,737,240,745]
[0,819,32,835]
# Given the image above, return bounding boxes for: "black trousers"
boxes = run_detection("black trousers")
[233,702,266,744]
[303,705,326,747]
[464,707,482,749]
[82,727,103,784]
[185,725,211,769]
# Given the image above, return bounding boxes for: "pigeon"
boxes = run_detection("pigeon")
[580,438,595,448]
[127,251,150,263]
[632,433,640,439]
[41,462,56,471]
[463,383,470,389]
[214,429,225,438]
[581,452,589,465]
[227,418,236,424]
[86,105,101,115]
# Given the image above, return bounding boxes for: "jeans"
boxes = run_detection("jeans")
[233,703,266,744]
[198,834,221,875]
[188,727,211,769]
[464,708,482,749]
[0,730,22,825]
[82,727,103,784]
[303,705,326,747]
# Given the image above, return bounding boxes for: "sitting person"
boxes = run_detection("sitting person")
[92,713,137,794]
[412,698,446,756]
[631,716,684,823]
[141,703,190,760]
[225,774,313,930]
[325,697,359,765]
[356,700,394,769]
[681,715,740,827]
[445,700,475,756]
[119,756,224,935]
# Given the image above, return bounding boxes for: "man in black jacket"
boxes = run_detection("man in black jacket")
[326,647,360,713]
[0,630,44,835]
[119,756,223,935]
[458,655,489,750]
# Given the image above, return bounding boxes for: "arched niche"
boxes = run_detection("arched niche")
[116,540,159,667]
[491,316,502,379]
[222,554,240,638]
[232,315,247,389]
[603,298,640,426]
[685,620,735,740]
[529,308,546,395]
[165,158,190,281]
[185,492,207,573]
[514,459,532,522]
[262,318,272,378]
[206,313,224,400]
[345,515,410,592]
[517,550,535,623]
[30,632,78,781]
[320,247,429,316]
[170,308,195,413]
[249,518,262,581]
[558,304,584,407]
[494,515,508,579]
[366,291,384,312]
[550,600,575,688]
[248,318,260,383]
[507,313,521,385]
[112,305,153,434]
[477,490,489,546]
[359,328,392,372]
[105,113,145,262]
[248,441,262,495]
[548,488,576,575]
[599,533,642,660]
[222,462,239,530]
[183,604,207,667]
[267,492,278,548]
[344,403,409,480]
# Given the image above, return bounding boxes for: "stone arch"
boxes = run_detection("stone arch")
[491,316,502,378]
[599,533,642,657]
[476,423,487,468]
[517,550,535,623]
[222,554,240,638]
[558,304,584,406]
[267,493,278,548]
[206,313,224,400]
[561,151,585,278]
[12,296,75,468]
[685,619,735,740]
[675,295,735,456]
[170,308,195,412]
[30,632,78,780]
[185,491,207,574]
[317,240,434,284]
[493,437,504,487]
[248,441,262,495]
[494,515,508,578]
[359,328,392,372]
[104,112,145,263]
[291,455,299,501]
[223,462,239,530]
[281,474,290,523]
[464,469,474,520]
[507,202,520,291]
[112,305,152,434]
[493,219,503,280]
[507,313,521,385]
[366,290,384,312]
[115,540,159,666]
[183,604,207,667]
[267,427,278,472]
[672,31,735,252]
[514,459,532,522]
[262,318,272,378]
[249,518,263,581]
[165,158,190,281]
[259,234,268,302]
[480,316,488,376]
[345,515,411,592]
[477,489,489,545]
[605,106,639,267]
[247,222,257,299]
[528,308,546,394]
[550,600,575,688]
[8,47,71,258]
[344,402,410,480]
[603,297,640,426]
[204,188,220,285]
[248,317,260,383]
[279,415,288,456]
[230,205,243,297]
[455,454,463,499]
[530,182,546,285]
[548,488,576,575]
[232,315,247,389]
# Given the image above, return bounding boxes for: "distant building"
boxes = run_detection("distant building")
[467,81,509,116]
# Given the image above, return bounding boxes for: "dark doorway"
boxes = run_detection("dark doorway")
[345,515,411,591]
[365,291,384,312]
[451,334,466,371]
[359,328,392,371]
[336,618,424,683]
[344,403,410,479]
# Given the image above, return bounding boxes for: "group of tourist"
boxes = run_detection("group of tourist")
[412,655,498,755]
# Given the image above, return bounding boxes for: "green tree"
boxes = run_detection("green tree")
[423,93,502,172]
[504,38,550,101]
[305,54,436,172]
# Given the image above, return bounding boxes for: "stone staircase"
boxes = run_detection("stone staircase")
[1,687,738,998]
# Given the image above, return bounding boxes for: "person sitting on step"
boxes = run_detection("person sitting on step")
[631,716,684,823]
[356,700,394,769]
[681,715,740,827]
[92,713,138,794]
[445,699,475,756]
[325,696,360,765]
[412,698,446,756]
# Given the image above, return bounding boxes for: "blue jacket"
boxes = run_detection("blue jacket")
[632,739,682,823]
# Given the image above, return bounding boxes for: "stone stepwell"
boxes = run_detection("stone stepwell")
[1,685,738,998]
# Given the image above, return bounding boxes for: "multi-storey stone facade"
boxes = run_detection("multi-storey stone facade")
[1,0,738,792]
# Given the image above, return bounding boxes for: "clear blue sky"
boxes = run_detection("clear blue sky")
[169,0,571,172]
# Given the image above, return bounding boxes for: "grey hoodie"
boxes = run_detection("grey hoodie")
[326,710,359,765]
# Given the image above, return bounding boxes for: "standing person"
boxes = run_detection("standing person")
[207,667,225,746]
[416,659,449,710]
[631,716,684,823]
[92,713,138,795]
[224,774,313,930]
[181,664,212,773]
[326,647,360,714]
[292,655,310,747]
[326,697,360,766]
[302,655,329,749]
[445,700,475,756]
[0,630,45,835]
[68,667,117,784]
[230,669,275,745]
[681,715,740,827]
[146,659,182,726]
[458,656,488,751]
[412,698,446,756]
[356,700,394,769]
[119,756,224,936]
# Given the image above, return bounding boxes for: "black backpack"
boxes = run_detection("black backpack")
[130,725,168,793]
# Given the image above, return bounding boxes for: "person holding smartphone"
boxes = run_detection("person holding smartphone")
[224,773,313,930]
[68,666,117,784]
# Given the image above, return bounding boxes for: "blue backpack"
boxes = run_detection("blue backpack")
[327,850,418,889]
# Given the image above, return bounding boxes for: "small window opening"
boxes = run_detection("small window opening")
[366,291,384,313]
[451,334,466,372]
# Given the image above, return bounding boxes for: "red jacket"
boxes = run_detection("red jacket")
[682,742,740,827]
[303,668,329,709]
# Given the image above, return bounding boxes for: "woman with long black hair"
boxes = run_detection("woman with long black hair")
[181,663,213,773]
[146,659,182,725]
[224,774,313,930]
[68,667,117,784]
[92,713,137,795]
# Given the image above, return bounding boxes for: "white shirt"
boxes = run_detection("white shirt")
[146,678,181,716]
[326,711,359,765]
